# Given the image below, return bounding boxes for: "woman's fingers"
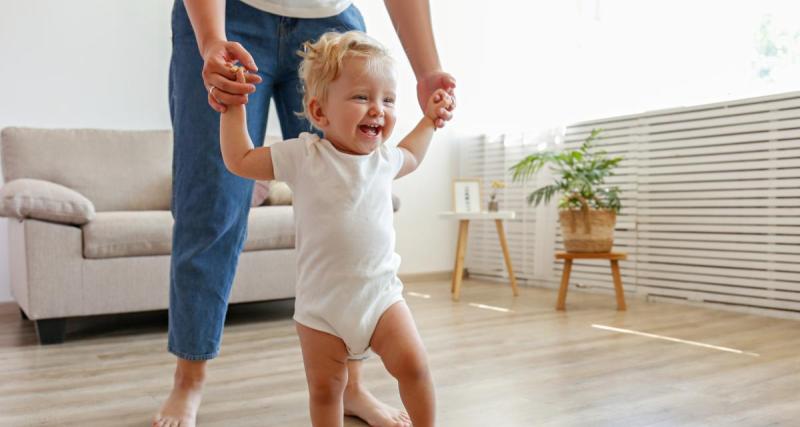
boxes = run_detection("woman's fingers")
[208,91,227,113]
[438,107,453,121]
[207,85,249,107]
[225,41,258,72]
[206,70,254,106]
[244,71,262,85]
[202,53,262,109]
[210,64,255,94]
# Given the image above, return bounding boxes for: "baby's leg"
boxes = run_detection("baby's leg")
[370,302,436,427]
[296,322,350,427]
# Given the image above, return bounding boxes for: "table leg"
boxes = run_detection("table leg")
[610,259,627,311]
[556,259,573,310]
[451,220,470,301]
[495,219,519,297]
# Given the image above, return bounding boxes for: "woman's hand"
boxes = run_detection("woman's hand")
[417,71,456,128]
[202,40,263,112]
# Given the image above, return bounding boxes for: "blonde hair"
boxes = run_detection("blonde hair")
[297,31,394,123]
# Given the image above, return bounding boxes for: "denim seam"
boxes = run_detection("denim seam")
[168,346,219,361]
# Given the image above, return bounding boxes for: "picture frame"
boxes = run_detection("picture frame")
[453,178,482,213]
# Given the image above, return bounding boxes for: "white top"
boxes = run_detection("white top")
[240,0,352,18]
[270,132,405,355]
[440,211,517,220]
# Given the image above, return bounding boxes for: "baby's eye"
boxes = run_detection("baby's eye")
[383,98,395,105]
[353,95,368,101]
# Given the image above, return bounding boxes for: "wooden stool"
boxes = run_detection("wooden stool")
[555,252,627,311]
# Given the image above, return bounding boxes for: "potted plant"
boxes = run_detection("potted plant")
[488,180,505,211]
[509,129,623,252]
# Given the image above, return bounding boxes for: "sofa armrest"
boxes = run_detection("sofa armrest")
[0,178,95,225]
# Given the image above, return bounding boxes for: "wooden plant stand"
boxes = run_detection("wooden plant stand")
[555,252,627,311]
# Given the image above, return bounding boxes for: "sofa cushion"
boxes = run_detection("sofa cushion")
[1,127,172,212]
[82,206,295,259]
[0,178,96,225]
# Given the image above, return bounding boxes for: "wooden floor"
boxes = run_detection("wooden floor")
[1,279,799,426]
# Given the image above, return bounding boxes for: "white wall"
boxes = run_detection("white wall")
[0,1,486,303]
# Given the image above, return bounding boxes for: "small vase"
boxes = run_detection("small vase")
[488,200,499,212]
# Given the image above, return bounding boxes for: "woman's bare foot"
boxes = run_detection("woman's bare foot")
[344,384,412,427]
[153,359,206,427]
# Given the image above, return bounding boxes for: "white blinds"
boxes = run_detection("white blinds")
[460,91,800,319]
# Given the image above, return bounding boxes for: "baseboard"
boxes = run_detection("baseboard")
[399,270,453,283]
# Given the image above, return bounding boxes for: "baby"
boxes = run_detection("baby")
[219,31,452,427]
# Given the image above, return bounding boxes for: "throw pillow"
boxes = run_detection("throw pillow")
[267,181,293,205]
[251,180,270,206]
[0,178,96,225]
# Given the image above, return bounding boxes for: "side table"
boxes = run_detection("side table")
[440,211,519,301]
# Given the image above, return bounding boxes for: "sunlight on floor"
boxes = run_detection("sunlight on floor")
[468,303,514,313]
[406,292,431,299]
[592,324,760,357]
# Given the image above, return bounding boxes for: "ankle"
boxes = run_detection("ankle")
[174,371,206,389]
[174,359,207,387]
[344,380,367,394]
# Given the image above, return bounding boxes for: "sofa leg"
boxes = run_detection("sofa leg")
[20,308,29,321]
[35,318,67,345]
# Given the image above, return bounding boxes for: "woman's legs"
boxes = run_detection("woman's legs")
[296,323,351,427]
[370,302,436,427]
[156,1,274,425]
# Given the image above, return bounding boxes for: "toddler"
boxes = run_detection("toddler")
[219,31,452,427]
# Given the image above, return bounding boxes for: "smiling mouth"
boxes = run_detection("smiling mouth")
[358,124,382,137]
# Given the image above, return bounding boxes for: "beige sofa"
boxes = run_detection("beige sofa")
[0,127,298,344]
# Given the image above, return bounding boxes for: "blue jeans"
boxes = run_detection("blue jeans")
[168,0,366,360]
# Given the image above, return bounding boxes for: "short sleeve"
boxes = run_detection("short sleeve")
[383,145,405,177]
[269,136,307,187]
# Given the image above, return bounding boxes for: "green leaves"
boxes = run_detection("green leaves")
[527,184,559,206]
[509,128,623,213]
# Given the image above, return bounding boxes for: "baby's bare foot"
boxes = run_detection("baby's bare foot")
[344,385,411,427]
[152,378,203,427]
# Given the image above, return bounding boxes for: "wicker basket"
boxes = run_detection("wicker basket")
[558,209,616,253]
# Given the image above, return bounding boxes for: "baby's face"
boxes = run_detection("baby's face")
[318,56,397,155]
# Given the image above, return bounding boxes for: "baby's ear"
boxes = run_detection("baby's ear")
[308,98,329,127]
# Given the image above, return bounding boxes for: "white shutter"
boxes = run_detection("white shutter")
[459,130,563,285]
[460,91,800,319]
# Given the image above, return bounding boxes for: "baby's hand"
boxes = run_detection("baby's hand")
[231,64,247,84]
[220,65,248,114]
[424,89,454,127]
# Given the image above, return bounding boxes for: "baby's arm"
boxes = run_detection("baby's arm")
[219,67,275,181]
[396,89,453,179]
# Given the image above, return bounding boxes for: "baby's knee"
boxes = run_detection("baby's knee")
[307,373,347,404]
[389,351,430,382]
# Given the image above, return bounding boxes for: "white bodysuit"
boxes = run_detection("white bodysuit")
[271,132,405,358]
